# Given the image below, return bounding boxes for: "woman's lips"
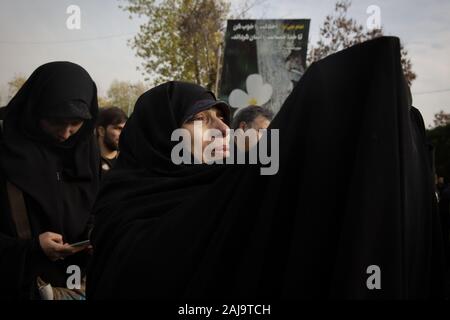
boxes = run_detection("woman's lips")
[215,144,228,152]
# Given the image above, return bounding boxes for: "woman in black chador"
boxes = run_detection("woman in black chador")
[87,37,445,299]
[0,62,100,299]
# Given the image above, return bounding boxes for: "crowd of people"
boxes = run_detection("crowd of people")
[0,36,449,300]
[0,61,275,300]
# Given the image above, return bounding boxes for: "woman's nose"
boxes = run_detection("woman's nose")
[214,119,229,137]
[60,125,74,140]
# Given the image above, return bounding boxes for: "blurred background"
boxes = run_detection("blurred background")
[0,0,449,128]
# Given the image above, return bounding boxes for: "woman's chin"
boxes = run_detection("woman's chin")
[203,150,230,163]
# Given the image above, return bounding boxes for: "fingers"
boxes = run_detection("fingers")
[40,231,90,261]
[55,243,90,256]
[66,244,87,255]
[54,243,78,255]
[46,232,63,244]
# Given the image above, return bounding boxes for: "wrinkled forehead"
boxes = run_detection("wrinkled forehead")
[132,81,220,134]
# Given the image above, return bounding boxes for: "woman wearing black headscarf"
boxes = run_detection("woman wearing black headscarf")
[88,37,445,299]
[0,61,100,299]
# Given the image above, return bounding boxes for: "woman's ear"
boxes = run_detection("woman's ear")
[239,121,247,131]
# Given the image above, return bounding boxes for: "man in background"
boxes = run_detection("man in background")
[231,105,273,151]
[231,105,273,132]
[96,107,128,174]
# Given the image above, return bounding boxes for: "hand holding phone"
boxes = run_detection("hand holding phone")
[69,240,90,248]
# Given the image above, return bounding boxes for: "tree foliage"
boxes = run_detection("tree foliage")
[431,110,450,128]
[100,80,147,115]
[7,75,27,100]
[121,0,229,90]
[307,1,416,85]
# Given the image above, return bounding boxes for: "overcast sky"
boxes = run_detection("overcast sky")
[0,0,449,126]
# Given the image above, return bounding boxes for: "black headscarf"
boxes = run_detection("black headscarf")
[91,81,233,223]
[90,81,231,241]
[112,81,229,177]
[0,61,100,243]
[88,37,444,299]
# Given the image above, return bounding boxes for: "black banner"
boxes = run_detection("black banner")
[219,19,310,115]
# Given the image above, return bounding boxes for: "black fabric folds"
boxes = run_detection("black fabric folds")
[87,37,444,299]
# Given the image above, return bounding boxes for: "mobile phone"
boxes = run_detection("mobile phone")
[70,240,90,248]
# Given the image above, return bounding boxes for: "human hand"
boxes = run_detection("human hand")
[38,232,86,261]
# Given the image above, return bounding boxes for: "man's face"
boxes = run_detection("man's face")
[237,115,271,151]
[100,122,126,152]
[39,118,84,143]
[249,115,271,131]
[181,107,229,162]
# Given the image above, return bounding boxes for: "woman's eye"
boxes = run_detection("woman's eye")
[193,116,204,122]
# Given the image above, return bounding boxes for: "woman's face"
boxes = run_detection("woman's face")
[181,107,229,162]
[39,118,84,143]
